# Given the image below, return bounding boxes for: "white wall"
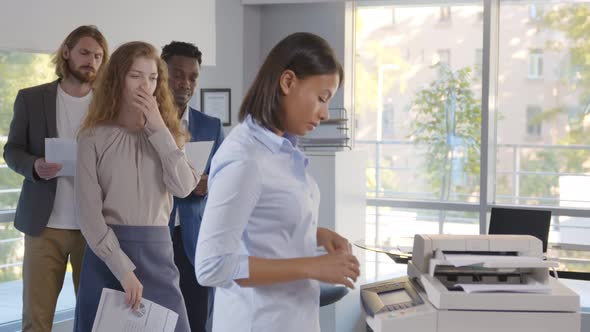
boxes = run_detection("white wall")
[257,2,347,109]
[191,1,347,135]
[0,0,216,66]
[307,151,367,332]
[193,0,245,133]
[242,5,263,98]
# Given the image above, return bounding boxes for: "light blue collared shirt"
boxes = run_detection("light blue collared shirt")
[195,116,321,332]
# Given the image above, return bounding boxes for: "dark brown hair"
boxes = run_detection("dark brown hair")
[52,25,109,79]
[239,32,343,131]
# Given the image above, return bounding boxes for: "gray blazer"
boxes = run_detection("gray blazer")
[4,80,59,236]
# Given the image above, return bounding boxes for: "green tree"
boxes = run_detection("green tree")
[0,51,55,282]
[354,25,412,194]
[409,64,481,202]
[0,52,56,135]
[504,4,590,206]
[542,5,590,173]
[409,64,481,229]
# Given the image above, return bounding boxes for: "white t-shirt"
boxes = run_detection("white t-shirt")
[46,84,92,230]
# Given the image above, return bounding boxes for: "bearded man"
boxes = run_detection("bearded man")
[3,25,108,332]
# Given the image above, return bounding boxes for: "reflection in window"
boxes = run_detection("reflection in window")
[528,49,544,79]
[526,105,542,137]
[529,4,543,21]
[354,4,483,202]
[475,49,483,79]
[355,1,590,274]
[381,101,394,139]
[436,49,451,66]
[436,49,451,77]
[440,6,452,22]
[496,2,590,209]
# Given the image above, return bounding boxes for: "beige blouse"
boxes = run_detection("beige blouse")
[76,124,198,281]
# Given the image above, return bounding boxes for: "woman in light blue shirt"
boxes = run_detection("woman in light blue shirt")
[195,32,361,332]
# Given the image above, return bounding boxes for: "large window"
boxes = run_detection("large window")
[354,1,590,280]
[0,51,73,328]
[355,4,483,203]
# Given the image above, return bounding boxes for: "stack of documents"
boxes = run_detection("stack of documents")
[444,254,559,269]
[456,280,551,294]
[441,254,557,294]
[92,288,178,332]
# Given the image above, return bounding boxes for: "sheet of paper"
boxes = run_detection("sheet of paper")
[45,138,77,177]
[184,141,214,174]
[91,288,178,332]
[443,254,557,268]
[456,280,551,294]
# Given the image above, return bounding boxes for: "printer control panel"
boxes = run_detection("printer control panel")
[361,276,424,317]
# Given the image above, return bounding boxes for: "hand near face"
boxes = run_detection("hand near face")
[133,87,166,132]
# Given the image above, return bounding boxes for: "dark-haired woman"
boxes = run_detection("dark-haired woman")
[195,32,360,332]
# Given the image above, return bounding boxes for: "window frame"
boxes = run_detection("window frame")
[528,49,544,79]
[440,6,452,22]
[526,105,543,137]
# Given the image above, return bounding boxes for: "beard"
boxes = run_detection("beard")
[66,61,97,83]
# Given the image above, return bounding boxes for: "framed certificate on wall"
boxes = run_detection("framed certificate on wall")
[200,88,231,126]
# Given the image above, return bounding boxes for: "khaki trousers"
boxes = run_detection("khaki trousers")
[22,227,85,332]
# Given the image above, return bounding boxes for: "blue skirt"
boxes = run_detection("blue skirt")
[74,225,190,332]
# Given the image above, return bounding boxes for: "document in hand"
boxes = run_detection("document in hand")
[184,141,214,174]
[45,138,77,177]
[91,288,178,332]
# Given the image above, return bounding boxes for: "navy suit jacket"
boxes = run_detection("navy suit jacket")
[169,107,224,264]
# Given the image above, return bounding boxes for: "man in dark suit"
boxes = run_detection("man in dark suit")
[3,25,108,332]
[162,41,224,332]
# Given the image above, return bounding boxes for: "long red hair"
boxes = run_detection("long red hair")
[79,41,187,147]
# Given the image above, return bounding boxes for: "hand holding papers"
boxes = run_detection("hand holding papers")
[92,288,178,332]
[45,138,77,177]
[184,141,214,174]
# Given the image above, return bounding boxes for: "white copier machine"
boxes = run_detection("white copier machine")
[361,234,580,332]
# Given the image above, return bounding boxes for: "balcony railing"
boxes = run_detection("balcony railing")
[2,140,590,275]
[355,139,590,206]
